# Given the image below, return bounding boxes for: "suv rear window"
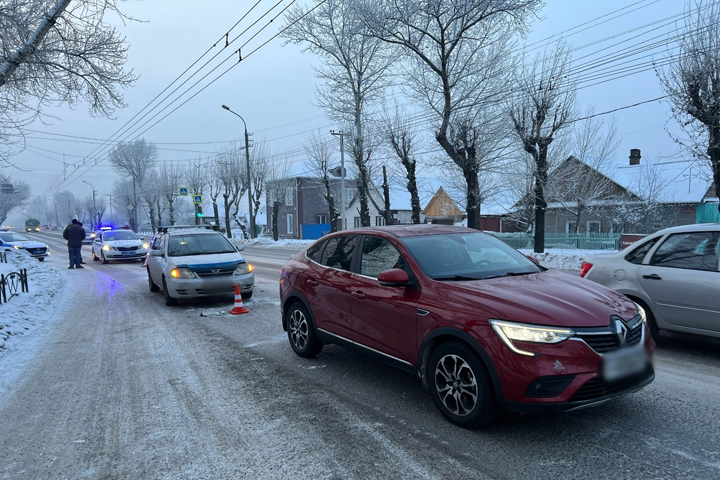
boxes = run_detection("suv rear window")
[167,234,236,256]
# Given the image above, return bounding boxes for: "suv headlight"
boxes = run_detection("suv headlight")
[633,302,647,324]
[170,268,196,279]
[234,263,253,275]
[489,319,575,357]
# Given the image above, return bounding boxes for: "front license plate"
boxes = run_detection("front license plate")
[603,348,649,382]
[122,251,135,255]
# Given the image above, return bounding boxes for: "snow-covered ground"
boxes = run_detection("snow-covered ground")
[0,252,72,395]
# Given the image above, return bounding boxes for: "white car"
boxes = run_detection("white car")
[91,228,148,264]
[146,226,254,306]
[0,230,50,261]
[581,223,719,341]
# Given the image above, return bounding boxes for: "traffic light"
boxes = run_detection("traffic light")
[196,212,203,218]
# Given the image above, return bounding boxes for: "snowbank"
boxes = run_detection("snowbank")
[520,249,616,272]
[235,237,312,250]
[0,253,67,352]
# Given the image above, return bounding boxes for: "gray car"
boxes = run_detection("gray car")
[146,226,254,306]
[581,223,719,340]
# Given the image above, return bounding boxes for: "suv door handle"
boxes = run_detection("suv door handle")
[307,279,319,286]
[352,291,366,299]
[642,274,662,280]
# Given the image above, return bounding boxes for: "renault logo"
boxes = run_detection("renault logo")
[614,319,628,345]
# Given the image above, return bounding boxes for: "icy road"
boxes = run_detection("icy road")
[0,232,719,479]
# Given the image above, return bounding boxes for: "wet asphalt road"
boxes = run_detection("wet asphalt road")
[0,232,718,479]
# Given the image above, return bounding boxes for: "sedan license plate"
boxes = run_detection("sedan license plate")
[603,348,648,382]
[121,251,135,255]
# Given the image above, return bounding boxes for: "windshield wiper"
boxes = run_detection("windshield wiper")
[482,271,537,280]
[434,275,480,281]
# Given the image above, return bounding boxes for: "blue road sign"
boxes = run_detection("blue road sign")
[193,194,203,205]
[178,187,189,196]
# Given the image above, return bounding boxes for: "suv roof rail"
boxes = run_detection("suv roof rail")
[157,225,219,233]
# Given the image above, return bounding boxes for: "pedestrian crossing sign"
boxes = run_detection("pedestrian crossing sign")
[178,187,189,196]
[193,194,203,205]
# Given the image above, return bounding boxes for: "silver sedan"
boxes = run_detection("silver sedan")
[581,223,719,341]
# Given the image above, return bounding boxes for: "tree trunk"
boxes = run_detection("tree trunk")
[322,174,338,233]
[156,199,162,231]
[272,201,281,241]
[168,197,175,225]
[533,144,550,253]
[710,126,720,215]
[382,166,392,225]
[146,201,156,234]
[212,200,219,226]
[0,0,71,88]
[404,161,421,224]
[223,194,232,238]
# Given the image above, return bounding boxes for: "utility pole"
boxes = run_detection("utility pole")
[222,105,256,238]
[330,130,347,230]
[104,194,112,223]
[83,180,98,229]
[53,200,59,227]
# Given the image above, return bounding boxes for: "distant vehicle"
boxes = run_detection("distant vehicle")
[582,223,720,341]
[146,225,254,306]
[91,228,148,264]
[0,231,49,261]
[25,218,41,232]
[81,227,95,245]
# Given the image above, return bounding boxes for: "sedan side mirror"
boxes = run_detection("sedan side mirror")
[377,268,411,287]
[149,250,163,257]
[236,244,245,252]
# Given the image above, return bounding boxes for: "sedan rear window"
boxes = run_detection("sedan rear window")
[167,234,236,257]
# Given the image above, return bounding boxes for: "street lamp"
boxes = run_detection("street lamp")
[82,180,98,228]
[221,104,256,239]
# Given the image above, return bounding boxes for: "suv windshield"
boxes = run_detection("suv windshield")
[103,231,138,241]
[167,234,236,256]
[401,232,541,280]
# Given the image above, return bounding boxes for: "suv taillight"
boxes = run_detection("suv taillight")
[579,262,593,278]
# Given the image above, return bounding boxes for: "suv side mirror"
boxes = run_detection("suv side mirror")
[149,250,163,257]
[377,268,411,287]
[236,244,245,252]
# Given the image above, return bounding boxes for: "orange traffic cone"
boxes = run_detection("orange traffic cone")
[229,284,249,315]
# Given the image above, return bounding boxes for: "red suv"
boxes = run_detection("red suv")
[279,225,655,428]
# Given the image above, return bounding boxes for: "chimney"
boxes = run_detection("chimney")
[629,149,641,166]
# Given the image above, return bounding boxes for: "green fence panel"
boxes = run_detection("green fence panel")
[696,203,720,223]
[489,232,621,251]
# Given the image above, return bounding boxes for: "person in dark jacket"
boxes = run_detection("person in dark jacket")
[63,219,86,269]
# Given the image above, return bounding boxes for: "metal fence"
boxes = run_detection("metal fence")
[489,232,621,251]
[0,268,28,305]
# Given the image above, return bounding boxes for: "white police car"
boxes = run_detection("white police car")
[0,230,50,261]
[146,225,254,306]
[91,228,148,264]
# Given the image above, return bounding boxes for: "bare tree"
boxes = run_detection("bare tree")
[108,138,158,231]
[657,0,720,214]
[360,0,539,230]
[0,175,30,225]
[549,111,620,233]
[284,0,393,227]
[140,169,162,233]
[622,160,669,234]
[157,162,182,225]
[0,0,136,167]
[384,107,422,224]
[510,43,577,252]
[112,178,135,227]
[305,129,340,231]
[216,143,246,238]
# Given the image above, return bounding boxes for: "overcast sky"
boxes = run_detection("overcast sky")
[6,0,692,214]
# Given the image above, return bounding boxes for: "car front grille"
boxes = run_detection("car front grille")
[117,246,139,252]
[569,368,654,403]
[574,316,643,354]
[196,269,234,277]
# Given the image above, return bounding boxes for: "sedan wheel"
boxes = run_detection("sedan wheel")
[92,251,99,261]
[429,342,496,428]
[286,303,322,358]
[162,276,177,306]
[147,267,159,292]
[101,251,109,264]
